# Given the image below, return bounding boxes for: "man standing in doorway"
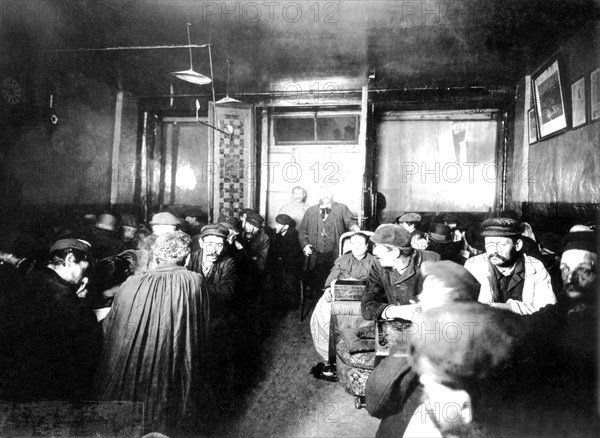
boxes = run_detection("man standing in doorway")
[297,185,360,295]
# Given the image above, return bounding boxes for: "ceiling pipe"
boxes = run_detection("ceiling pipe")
[140,85,511,98]
[43,44,210,53]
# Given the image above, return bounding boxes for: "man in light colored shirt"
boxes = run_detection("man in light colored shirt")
[279,185,309,227]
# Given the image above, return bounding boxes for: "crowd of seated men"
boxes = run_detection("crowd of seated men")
[306,207,598,437]
[0,198,597,437]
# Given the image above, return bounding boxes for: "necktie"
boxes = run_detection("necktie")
[320,207,331,219]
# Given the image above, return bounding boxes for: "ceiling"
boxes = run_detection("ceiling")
[1,0,598,108]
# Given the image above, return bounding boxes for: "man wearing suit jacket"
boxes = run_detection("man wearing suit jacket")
[297,185,360,295]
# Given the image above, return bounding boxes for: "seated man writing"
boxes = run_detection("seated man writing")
[310,232,377,380]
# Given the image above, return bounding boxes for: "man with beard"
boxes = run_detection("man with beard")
[464,218,556,314]
[298,184,360,295]
[187,223,236,313]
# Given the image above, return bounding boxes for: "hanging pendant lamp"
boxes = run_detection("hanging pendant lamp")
[216,59,241,103]
[171,23,212,85]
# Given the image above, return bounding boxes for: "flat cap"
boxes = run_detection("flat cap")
[199,223,229,239]
[245,210,264,227]
[50,238,94,261]
[150,212,180,226]
[372,224,412,248]
[481,217,521,238]
[427,222,453,244]
[562,231,597,254]
[418,261,481,310]
[398,212,421,223]
[275,214,293,226]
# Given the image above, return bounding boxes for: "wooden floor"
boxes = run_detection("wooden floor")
[211,303,380,438]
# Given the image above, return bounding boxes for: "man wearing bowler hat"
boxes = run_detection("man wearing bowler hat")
[87,213,126,260]
[465,217,556,314]
[361,224,440,321]
[187,223,237,313]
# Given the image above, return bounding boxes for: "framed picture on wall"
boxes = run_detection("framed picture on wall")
[528,108,538,144]
[532,60,568,139]
[571,77,586,128]
[591,67,600,122]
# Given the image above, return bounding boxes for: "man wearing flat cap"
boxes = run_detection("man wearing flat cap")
[266,214,303,309]
[395,212,421,234]
[464,217,556,314]
[365,262,484,438]
[1,238,101,401]
[361,224,440,321]
[187,224,236,313]
[298,184,360,295]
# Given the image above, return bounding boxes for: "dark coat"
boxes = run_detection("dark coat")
[361,250,440,320]
[187,249,237,313]
[5,267,102,401]
[297,202,357,254]
[267,227,303,275]
[365,344,423,438]
[86,227,126,260]
[94,265,210,433]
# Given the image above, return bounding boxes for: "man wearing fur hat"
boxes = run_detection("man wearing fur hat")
[361,224,440,321]
[464,217,556,314]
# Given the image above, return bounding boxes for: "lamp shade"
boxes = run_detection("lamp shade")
[171,69,212,85]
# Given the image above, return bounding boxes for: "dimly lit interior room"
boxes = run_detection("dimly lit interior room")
[1,0,599,437]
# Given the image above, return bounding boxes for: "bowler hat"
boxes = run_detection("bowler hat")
[427,223,453,244]
[371,224,411,248]
[481,218,521,238]
[150,212,180,226]
[199,223,229,240]
[398,212,421,223]
[94,214,118,232]
[50,238,94,261]
[245,210,264,227]
[275,214,293,226]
